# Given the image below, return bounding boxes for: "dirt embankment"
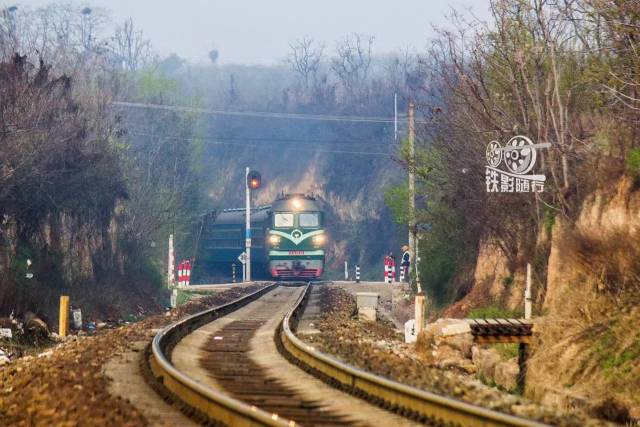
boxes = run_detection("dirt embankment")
[0,284,264,426]
[440,177,640,423]
[299,286,594,426]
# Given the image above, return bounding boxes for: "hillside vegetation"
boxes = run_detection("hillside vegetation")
[395,1,640,420]
[0,6,203,323]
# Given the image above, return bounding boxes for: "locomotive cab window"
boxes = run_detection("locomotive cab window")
[299,212,319,227]
[274,213,294,228]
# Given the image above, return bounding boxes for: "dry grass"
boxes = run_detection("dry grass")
[527,227,640,423]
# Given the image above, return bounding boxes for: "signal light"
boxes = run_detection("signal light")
[247,170,261,190]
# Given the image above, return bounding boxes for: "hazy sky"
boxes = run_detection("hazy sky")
[16,0,491,65]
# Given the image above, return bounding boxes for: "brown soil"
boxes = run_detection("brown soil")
[0,284,265,426]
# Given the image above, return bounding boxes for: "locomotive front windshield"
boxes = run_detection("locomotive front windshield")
[274,213,294,227]
[299,213,319,227]
[273,212,320,228]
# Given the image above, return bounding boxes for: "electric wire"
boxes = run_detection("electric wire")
[127,131,396,157]
[113,101,425,124]
[124,129,398,148]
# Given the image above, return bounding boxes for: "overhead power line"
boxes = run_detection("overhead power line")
[125,129,398,147]
[127,131,395,157]
[114,101,410,124]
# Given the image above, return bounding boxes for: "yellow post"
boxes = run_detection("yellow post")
[59,295,69,337]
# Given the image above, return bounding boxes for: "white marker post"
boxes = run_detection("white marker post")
[525,263,532,319]
[245,167,251,282]
[238,252,247,283]
[344,261,348,280]
[167,234,175,288]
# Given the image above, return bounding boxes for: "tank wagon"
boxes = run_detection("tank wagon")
[196,193,326,280]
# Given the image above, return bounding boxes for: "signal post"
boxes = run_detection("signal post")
[245,168,261,282]
[245,167,251,282]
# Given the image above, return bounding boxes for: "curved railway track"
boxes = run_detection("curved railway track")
[147,282,549,427]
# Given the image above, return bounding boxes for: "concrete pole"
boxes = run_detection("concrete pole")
[245,167,251,282]
[167,234,175,288]
[409,100,426,334]
[394,93,398,142]
[525,263,533,319]
[344,261,348,280]
[408,100,420,293]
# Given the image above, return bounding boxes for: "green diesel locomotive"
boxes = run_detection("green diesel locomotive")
[196,193,326,280]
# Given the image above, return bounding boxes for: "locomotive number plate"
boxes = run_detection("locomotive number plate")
[289,250,304,255]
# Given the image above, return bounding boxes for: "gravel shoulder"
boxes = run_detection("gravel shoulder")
[298,285,608,427]
[0,283,266,426]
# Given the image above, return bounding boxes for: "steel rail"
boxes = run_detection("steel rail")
[149,283,296,426]
[279,285,550,427]
[149,282,550,427]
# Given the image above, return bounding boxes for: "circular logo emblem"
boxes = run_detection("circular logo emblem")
[291,230,302,239]
[486,140,502,167]
[504,135,536,175]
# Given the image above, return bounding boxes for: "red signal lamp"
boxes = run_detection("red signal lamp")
[247,170,262,190]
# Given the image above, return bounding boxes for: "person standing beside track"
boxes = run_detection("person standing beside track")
[401,245,410,282]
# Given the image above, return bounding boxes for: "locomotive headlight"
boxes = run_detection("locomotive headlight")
[292,198,302,210]
[268,235,281,245]
[312,234,326,245]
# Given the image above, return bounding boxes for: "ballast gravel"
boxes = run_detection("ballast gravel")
[0,284,265,426]
[298,286,608,427]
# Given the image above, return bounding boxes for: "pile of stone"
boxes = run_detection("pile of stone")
[418,318,520,392]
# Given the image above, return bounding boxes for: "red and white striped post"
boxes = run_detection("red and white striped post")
[184,260,191,287]
[384,256,391,283]
[178,260,184,287]
[391,257,396,283]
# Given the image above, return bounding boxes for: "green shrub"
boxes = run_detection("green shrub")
[493,343,519,360]
[501,276,514,289]
[468,305,522,319]
[544,207,556,237]
[625,148,640,183]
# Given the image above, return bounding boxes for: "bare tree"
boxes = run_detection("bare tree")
[110,18,152,72]
[287,37,324,88]
[331,33,374,96]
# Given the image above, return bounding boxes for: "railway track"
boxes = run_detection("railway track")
[147,282,549,426]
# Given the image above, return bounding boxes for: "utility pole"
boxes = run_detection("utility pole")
[394,93,398,142]
[245,167,251,282]
[408,99,426,335]
[408,99,419,293]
